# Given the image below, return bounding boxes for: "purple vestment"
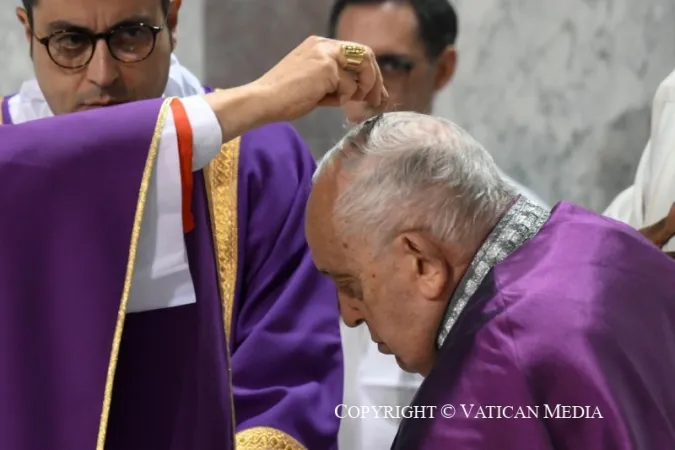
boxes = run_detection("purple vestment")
[392,199,675,449]
[1,92,342,450]
[0,98,234,450]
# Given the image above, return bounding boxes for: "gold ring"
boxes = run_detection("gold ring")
[342,44,366,71]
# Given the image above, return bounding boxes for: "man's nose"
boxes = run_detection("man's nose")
[339,295,365,328]
[86,40,120,88]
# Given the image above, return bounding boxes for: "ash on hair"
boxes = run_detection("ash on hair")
[314,112,517,248]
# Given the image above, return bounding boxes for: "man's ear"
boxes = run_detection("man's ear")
[167,0,181,47]
[433,46,457,92]
[397,232,449,300]
[16,7,32,43]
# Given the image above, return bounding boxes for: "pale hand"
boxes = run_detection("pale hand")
[250,36,388,123]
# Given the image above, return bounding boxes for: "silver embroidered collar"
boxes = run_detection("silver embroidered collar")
[436,196,551,348]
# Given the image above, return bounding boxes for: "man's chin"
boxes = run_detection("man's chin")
[394,356,425,375]
[377,344,411,371]
[394,356,411,372]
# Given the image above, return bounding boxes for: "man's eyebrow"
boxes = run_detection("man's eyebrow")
[44,15,156,34]
[44,20,88,34]
[113,15,158,27]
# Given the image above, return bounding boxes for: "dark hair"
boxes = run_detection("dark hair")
[21,0,171,23]
[328,0,458,60]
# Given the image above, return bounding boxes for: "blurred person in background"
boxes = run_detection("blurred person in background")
[327,1,547,447]
[604,69,675,257]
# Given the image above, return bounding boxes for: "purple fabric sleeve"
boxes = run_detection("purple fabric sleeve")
[232,123,343,449]
[0,99,165,449]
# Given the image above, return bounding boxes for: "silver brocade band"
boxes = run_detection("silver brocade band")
[436,196,551,348]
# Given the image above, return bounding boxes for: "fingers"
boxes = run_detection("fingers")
[361,55,386,106]
[297,36,388,111]
[335,40,387,107]
[350,49,376,102]
[336,71,359,105]
[318,70,359,108]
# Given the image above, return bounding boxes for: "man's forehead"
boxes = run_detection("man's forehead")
[306,167,355,269]
[307,171,340,237]
[336,2,421,55]
[312,156,355,198]
[309,231,358,281]
[31,0,162,28]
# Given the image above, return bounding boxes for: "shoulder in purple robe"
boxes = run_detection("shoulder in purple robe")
[393,200,675,449]
[202,118,343,450]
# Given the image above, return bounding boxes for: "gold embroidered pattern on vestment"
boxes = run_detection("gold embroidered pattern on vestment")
[203,100,306,450]
[204,137,240,341]
[203,127,241,444]
[236,426,307,450]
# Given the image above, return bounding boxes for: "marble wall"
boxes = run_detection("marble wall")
[2,0,675,211]
[204,0,675,210]
[435,0,675,210]
[0,1,33,95]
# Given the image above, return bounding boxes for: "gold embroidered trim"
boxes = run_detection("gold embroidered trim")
[236,427,306,450]
[203,115,240,442]
[204,136,240,340]
[96,98,172,450]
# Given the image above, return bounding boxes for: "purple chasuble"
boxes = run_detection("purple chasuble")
[1,88,343,449]
[392,198,675,449]
[0,97,235,450]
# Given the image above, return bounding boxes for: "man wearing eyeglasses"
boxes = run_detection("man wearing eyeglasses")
[327,1,547,449]
[0,0,383,449]
[11,0,181,113]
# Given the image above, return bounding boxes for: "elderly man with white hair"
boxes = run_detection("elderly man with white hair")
[305,112,675,449]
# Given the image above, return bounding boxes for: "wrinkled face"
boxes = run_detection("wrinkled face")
[306,167,450,375]
[18,0,174,114]
[334,2,456,123]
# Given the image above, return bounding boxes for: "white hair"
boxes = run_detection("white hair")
[313,112,517,248]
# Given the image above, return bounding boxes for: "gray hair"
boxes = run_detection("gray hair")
[313,112,517,248]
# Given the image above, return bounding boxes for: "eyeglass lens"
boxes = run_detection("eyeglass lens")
[48,25,156,68]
